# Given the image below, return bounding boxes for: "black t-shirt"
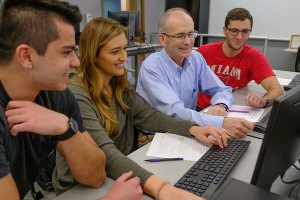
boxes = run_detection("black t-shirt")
[0,83,85,199]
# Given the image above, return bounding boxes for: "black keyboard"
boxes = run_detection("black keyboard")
[253,110,271,133]
[174,139,251,199]
[283,74,300,91]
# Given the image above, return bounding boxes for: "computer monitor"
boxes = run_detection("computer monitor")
[251,85,300,190]
[108,11,140,47]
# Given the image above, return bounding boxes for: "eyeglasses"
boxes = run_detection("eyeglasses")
[162,31,198,40]
[226,27,252,36]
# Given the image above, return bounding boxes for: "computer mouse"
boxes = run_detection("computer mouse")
[253,122,267,133]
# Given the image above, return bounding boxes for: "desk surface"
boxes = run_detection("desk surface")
[54,70,298,200]
[232,69,297,106]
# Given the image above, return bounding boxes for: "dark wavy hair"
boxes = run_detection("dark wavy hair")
[0,0,82,65]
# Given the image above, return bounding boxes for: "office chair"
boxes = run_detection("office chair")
[295,46,300,72]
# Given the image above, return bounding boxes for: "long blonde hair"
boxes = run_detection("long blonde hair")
[73,17,132,137]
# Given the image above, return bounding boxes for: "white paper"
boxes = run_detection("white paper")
[203,104,265,122]
[277,78,292,86]
[146,132,211,161]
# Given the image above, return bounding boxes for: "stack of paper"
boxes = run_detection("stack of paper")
[146,132,211,161]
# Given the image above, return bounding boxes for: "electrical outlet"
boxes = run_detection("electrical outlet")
[85,13,93,24]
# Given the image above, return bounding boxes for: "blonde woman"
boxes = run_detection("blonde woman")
[53,17,228,200]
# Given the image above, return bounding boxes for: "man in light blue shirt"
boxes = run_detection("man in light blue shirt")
[136,8,254,138]
[137,48,231,128]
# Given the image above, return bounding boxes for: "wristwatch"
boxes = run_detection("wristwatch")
[57,117,79,141]
[214,103,229,111]
[263,97,270,108]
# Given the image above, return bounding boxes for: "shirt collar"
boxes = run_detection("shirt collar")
[161,48,192,74]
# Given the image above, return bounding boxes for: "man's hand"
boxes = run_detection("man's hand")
[244,93,266,108]
[222,117,255,139]
[189,126,229,148]
[101,171,143,200]
[207,104,227,116]
[5,100,68,136]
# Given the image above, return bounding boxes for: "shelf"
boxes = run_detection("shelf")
[283,48,297,53]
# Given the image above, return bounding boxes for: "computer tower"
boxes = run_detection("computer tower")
[127,14,136,47]
[108,11,139,47]
[116,14,136,47]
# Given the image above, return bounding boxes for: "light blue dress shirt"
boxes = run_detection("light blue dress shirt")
[136,49,233,128]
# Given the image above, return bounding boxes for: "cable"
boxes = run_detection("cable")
[280,170,300,199]
[280,172,300,184]
[296,182,300,200]
[248,134,263,140]
[288,181,300,199]
[296,168,300,200]
[293,163,300,171]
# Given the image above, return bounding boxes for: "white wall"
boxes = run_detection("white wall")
[0,0,101,31]
[66,0,102,30]
[52,0,297,71]
[144,0,165,43]
[144,0,297,71]
[209,0,300,40]
[208,0,299,71]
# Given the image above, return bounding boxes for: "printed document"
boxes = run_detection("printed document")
[146,132,211,161]
[203,104,265,122]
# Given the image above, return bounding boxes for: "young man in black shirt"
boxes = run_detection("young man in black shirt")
[0,0,142,199]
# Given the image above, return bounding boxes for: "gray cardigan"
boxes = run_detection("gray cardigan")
[52,80,196,195]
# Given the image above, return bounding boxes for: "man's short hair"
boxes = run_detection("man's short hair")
[225,8,253,28]
[0,0,82,65]
[158,7,194,33]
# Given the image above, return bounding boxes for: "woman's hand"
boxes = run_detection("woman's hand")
[189,126,229,148]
